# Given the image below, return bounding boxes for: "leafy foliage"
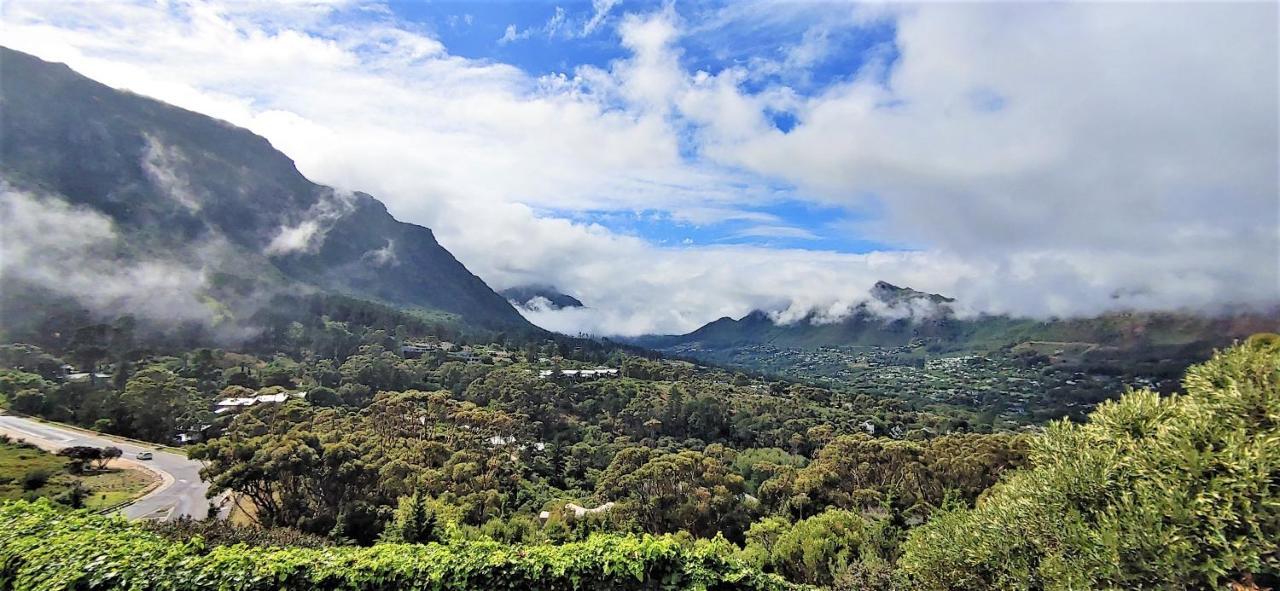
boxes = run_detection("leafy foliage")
[744,509,871,587]
[758,432,1028,521]
[0,500,801,591]
[381,491,440,544]
[898,336,1280,589]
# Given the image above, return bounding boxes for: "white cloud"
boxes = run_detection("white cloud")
[265,220,322,255]
[731,225,819,240]
[583,0,621,36]
[263,191,354,256]
[1,0,1275,336]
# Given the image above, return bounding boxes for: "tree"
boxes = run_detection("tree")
[96,446,122,471]
[10,389,46,414]
[119,367,200,442]
[597,447,753,539]
[0,370,49,398]
[759,432,1027,520]
[307,386,341,407]
[57,446,102,473]
[382,491,438,544]
[69,324,110,373]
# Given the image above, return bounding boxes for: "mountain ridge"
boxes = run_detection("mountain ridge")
[0,47,535,336]
[634,282,1277,354]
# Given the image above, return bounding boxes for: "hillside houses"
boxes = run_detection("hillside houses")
[537,368,619,380]
[214,391,307,414]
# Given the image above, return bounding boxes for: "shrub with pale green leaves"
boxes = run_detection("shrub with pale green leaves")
[743,509,904,588]
[899,336,1280,590]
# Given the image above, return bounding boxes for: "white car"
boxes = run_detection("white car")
[135,451,153,460]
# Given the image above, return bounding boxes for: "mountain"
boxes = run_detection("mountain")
[637,282,1276,354]
[868,280,954,306]
[0,47,534,336]
[500,285,585,311]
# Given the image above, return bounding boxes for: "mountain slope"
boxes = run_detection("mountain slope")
[0,47,533,333]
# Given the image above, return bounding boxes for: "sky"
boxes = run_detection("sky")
[2,0,1277,336]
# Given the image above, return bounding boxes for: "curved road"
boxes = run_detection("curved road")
[0,414,211,520]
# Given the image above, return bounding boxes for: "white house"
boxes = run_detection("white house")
[537,368,619,380]
[214,391,307,414]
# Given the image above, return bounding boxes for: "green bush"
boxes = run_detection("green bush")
[898,337,1280,590]
[744,509,899,588]
[19,469,49,491]
[0,500,805,591]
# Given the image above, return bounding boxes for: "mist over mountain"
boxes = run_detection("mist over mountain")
[0,47,534,340]
[501,285,585,311]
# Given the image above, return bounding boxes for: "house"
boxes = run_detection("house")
[565,502,615,518]
[488,435,517,446]
[447,350,479,362]
[174,424,212,444]
[401,342,436,358]
[65,371,111,383]
[487,434,546,451]
[213,397,257,414]
[537,368,619,380]
[214,391,307,414]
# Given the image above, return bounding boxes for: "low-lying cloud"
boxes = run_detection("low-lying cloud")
[265,190,356,256]
[0,185,215,326]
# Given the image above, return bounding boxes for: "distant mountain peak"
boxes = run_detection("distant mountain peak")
[870,281,956,305]
[501,285,584,311]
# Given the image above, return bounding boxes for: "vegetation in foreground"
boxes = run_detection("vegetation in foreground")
[0,337,1274,590]
[899,334,1280,590]
[0,500,800,591]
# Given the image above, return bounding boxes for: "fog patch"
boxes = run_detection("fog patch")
[769,286,955,327]
[141,135,203,211]
[0,185,214,325]
[361,239,399,267]
[515,296,557,313]
[265,190,355,256]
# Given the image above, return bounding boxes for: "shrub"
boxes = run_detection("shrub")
[898,337,1280,590]
[51,482,87,509]
[745,509,871,587]
[19,469,49,491]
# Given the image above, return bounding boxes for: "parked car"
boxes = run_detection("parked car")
[135,451,153,460]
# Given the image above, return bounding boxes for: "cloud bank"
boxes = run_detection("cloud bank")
[2,0,1276,336]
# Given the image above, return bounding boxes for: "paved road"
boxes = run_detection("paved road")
[0,414,211,520]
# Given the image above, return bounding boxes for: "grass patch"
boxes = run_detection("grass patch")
[0,440,155,510]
